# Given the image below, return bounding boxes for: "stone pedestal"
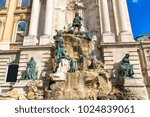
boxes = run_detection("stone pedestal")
[119,32,134,42]
[23,36,39,46]
[117,78,145,87]
[0,42,10,50]
[102,33,115,43]
[117,78,149,100]
[12,80,32,94]
[39,35,54,45]
[51,59,69,81]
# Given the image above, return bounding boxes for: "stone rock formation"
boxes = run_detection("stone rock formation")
[0,90,27,100]
[0,33,142,100]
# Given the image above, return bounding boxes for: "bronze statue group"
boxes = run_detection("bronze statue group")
[22,12,134,80]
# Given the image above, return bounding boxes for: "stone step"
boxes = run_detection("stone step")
[104,53,113,57]
[19,63,27,67]
[0,69,7,73]
[0,72,6,76]
[0,59,9,63]
[0,62,7,66]
[20,55,28,59]
[19,59,27,63]
[0,66,7,69]
[128,52,139,56]
[104,57,114,61]
[18,67,26,71]
[42,54,51,58]
[130,61,140,65]
[0,79,4,83]
[133,74,143,78]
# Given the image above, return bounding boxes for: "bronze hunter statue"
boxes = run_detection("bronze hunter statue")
[72,12,83,33]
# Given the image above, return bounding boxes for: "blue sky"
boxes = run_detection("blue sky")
[127,0,150,38]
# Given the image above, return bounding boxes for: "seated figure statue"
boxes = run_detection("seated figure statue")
[23,57,36,80]
[72,12,83,33]
[119,54,134,78]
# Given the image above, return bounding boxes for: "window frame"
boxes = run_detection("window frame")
[18,0,31,7]
[5,63,19,83]
[13,21,28,43]
[0,0,6,9]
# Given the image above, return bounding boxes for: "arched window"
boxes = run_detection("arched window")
[19,0,31,7]
[0,0,6,8]
[14,21,27,43]
[6,64,19,82]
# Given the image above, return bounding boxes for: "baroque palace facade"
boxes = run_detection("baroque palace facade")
[0,0,149,99]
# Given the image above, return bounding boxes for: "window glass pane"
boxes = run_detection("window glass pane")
[18,22,26,31]
[21,0,30,7]
[6,65,18,82]
[0,0,6,8]
[15,21,27,42]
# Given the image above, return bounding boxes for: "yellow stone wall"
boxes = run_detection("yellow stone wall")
[0,0,31,45]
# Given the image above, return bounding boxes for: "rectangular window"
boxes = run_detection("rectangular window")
[6,64,18,82]
[0,0,6,8]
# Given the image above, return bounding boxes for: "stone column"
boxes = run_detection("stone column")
[44,0,53,35]
[99,0,115,43]
[101,0,111,33]
[28,0,40,36]
[117,0,134,42]
[117,0,128,32]
[40,0,54,45]
[23,0,41,45]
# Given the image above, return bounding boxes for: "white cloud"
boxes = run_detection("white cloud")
[132,0,138,3]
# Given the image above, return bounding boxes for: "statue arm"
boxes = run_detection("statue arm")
[80,16,83,20]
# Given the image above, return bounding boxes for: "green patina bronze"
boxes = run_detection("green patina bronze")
[119,54,134,78]
[82,28,92,40]
[53,30,69,62]
[23,57,36,80]
[77,54,84,70]
[72,12,83,33]
[89,54,97,70]
[69,58,77,73]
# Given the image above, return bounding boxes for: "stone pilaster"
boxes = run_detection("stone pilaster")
[99,0,115,43]
[40,0,54,45]
[117,0,134,42]
[23,0,41,46]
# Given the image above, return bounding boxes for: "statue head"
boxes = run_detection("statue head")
[31,57,34,61]
[75,12,79,17]
[55,30,62,37]
[125,54,129,58]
